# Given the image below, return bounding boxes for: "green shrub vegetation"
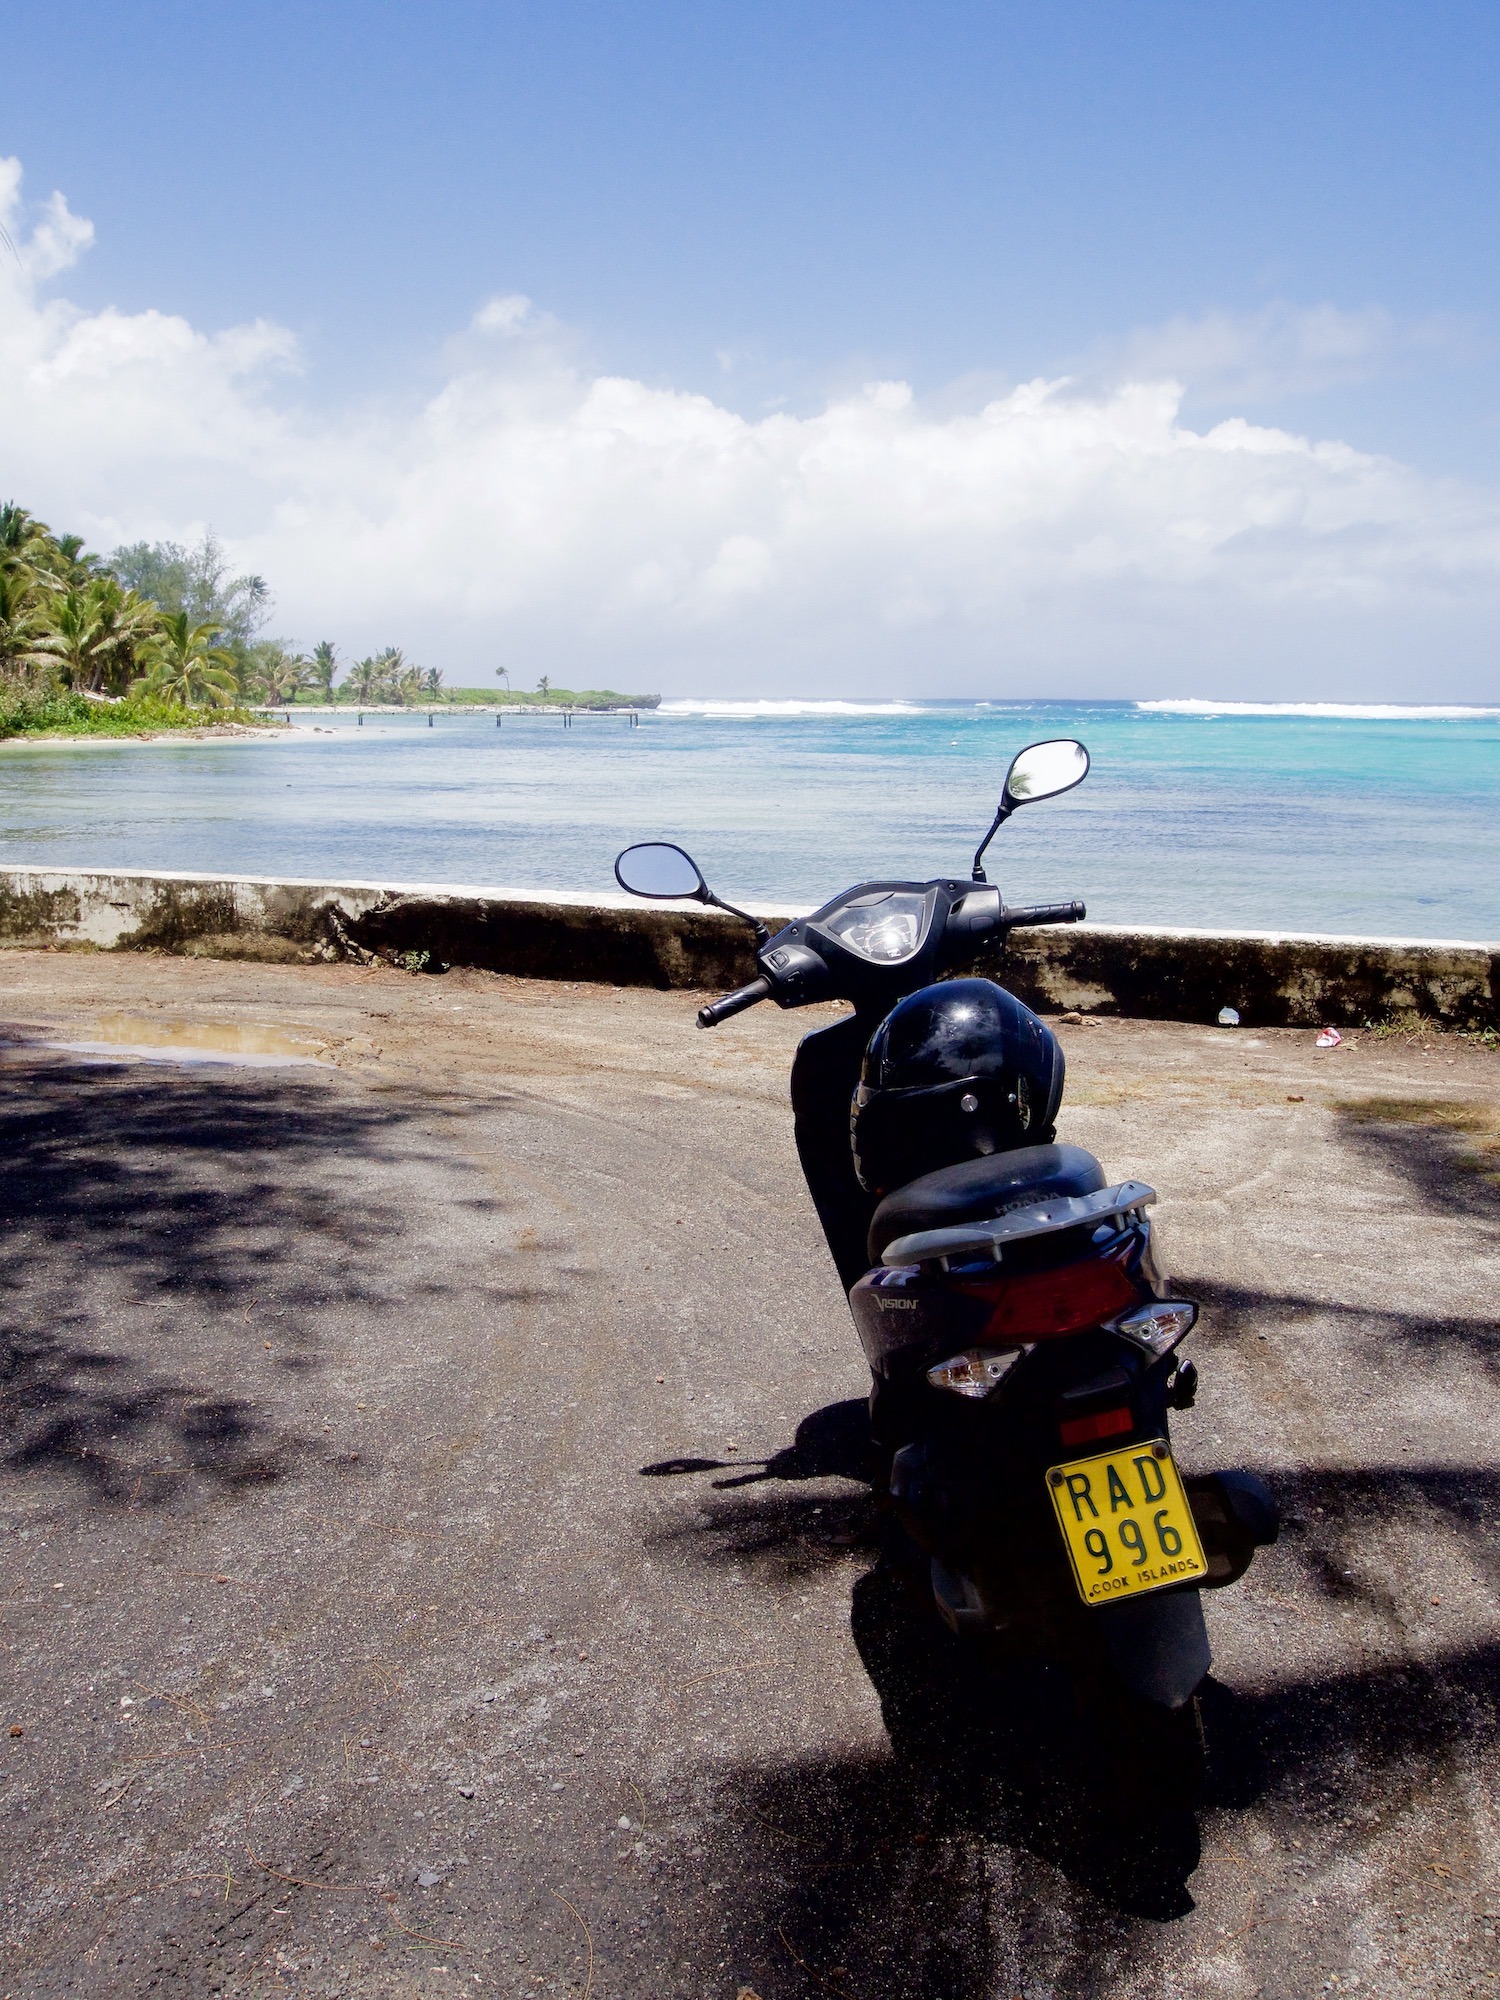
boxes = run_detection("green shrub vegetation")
[0,686,271,740]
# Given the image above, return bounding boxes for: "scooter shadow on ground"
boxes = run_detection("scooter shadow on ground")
[642,1398,1223,1923]
[646,1399,1500,1986]
[641,1395,876,1489]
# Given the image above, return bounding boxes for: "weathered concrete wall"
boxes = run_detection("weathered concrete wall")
[0,866,790,990]
[0,865,1494,1028]
[988,923,1499,1031]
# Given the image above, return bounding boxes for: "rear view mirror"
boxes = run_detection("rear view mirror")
[1002,739,1090,808]
[614,842,709,901]
[972,736,1092,882]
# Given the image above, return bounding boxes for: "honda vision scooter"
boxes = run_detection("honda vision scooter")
[616,740,1276,1839]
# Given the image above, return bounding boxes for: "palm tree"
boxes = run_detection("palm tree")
[53,535,107,588]
[33,587,109,689]
[372,646,407,703]
[0,503,55,581]
[346,655,383,705]
[0,566,55,684]
[310,640,337,700]
[249,645,313,707]
[421,666,443,698]
[134,611,238,707]
[39,578,161,695]
[536,675,550,698]
[89,581,161,694]
[495,666,510,692]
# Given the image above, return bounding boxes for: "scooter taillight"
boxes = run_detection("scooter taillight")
[955,1244,1144,1343]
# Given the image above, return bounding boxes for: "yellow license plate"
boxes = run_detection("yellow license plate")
[1046,1439,1207,1606]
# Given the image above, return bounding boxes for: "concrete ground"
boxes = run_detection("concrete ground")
[0,950,1496,2000]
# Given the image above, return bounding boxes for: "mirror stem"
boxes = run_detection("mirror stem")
[971,804,1012,882]
[707,892,771,947]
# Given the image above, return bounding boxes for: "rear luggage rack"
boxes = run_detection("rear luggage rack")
[881,1181,1157,1272]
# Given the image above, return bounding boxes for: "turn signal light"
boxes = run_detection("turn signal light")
[926,1347,1027,1399]
[1108,1299,1199,1359]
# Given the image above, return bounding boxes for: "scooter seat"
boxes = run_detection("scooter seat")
[867,1143,1107,1263]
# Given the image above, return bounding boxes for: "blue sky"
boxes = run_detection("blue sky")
[3,2,1499,695]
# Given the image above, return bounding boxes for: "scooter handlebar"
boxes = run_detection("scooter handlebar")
[697,976,773,1028]
[1003,900,1086,928]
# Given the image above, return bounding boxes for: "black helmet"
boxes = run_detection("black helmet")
[851,978,1065,1195]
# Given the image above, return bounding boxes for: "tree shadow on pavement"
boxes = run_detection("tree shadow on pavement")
[1332,1096,1500,1228]
[0,1054,414,1506]
[1187,1275,1500,1372]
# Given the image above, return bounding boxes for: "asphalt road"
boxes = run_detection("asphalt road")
[0,951,1497,2000]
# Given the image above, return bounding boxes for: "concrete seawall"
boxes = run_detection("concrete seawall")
[0,864,1494,1029]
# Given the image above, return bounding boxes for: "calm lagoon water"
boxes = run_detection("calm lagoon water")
[0,699,1497,941]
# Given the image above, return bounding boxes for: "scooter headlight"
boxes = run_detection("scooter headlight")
[1108,1299,1198,1359]
[926,1347,1028,1399]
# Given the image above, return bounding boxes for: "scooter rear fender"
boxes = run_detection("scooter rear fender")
[1091,1587,1212,1710]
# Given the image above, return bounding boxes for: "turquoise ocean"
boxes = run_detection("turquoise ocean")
[0,699,1497,940]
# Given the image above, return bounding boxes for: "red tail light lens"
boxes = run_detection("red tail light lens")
[1059,1406,1134,1449]
[958,1248,1143,1342]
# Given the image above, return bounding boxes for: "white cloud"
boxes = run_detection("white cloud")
[1109,301,1476,405]
[3,160,1498,696]
[472,292,533,335]
[0,157,94,280]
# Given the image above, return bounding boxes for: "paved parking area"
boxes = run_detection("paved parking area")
[0,950,1497,1999]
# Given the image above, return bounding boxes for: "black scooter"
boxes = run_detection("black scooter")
[616,738,1275,1827]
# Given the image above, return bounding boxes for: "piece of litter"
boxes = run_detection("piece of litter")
[456,1785,474,1798]
[1287,1094,1304,1103]
[1315,1028,1342,1048]
[1218,1006,1240,1027]
[417,1868,444,1887]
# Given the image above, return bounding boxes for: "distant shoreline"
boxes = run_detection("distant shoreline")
[276,703,649,717]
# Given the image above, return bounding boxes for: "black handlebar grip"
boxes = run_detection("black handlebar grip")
[1003,900,1086,927]
[696,976,773,1028]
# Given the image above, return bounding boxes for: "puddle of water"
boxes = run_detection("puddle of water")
[36,1013,331,1069]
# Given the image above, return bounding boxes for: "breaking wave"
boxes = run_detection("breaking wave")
[1137,699,1500,720]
